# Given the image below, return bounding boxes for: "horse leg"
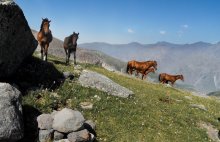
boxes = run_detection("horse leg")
[40,44,44,60]
[44,44,49,61]
[67,49,71,65]
[64,48,68,65]
[73,51,76,65]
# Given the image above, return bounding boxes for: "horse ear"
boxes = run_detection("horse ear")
[42,18,44,20]
[77,33,79,35]
[49,20,51,23]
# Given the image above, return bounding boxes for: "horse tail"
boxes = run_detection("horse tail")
[126,62,130,73]
[159,74,161,82]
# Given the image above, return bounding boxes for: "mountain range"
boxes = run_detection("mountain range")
[79,41,220,93]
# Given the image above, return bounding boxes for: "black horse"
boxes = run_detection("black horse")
[63,32,79,65]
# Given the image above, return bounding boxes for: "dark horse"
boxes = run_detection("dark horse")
[63,32,79,65]
[37,18,53,61]
[159,73,184,86]
[126,60,157,76]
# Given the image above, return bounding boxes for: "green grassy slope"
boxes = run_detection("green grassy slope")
[23,54,220,142]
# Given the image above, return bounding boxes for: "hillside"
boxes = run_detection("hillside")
[20,53,220,142]
[79,42,220,94]
[31,30,126,71]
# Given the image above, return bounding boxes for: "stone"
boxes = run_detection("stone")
[0,83,23,142]
[37,114,53,130]
[190,104,207,111]
[54,139,70,142]
[79,70,134,98]
[54,131,65,141]
[80,102,93,110]
[38,129,54,142]
[0,1,37,78]
[67,129,90,142]
[198,122,220,142]
[52,108,85,133]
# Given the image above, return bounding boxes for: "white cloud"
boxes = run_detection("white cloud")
[159,30,166,35]
[127,28,134,33]
[182,24,189,29]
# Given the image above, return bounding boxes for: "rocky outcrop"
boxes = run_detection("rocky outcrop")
[0,83,23,142]
[79,70,134,98]
[0,0,37,78]
[37,108,96,142]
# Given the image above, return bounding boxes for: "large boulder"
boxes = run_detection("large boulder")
[79,70,134,98]
[0,0,37,78]
[52,108,85,133]
[0,83,23,142]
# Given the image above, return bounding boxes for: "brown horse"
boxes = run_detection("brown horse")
[137,67,156,80]
[159,73,184,86]
[63,32,79,65]
[126,60,157,75]
[37,18,53,61]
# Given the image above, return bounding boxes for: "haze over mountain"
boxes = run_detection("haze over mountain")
[79,41,220,93]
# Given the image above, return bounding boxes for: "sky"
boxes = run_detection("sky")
[15,0,220,44]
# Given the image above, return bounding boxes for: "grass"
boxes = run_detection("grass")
[22,53,220,142]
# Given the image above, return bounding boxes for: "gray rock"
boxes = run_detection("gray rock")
[37,114,53,130]
[190,104,207,111]
[67,129,90,142]
[52,108,85,133]
[80,102,93,110]
[0,83,23,142]
[198,122,220,142]
[54,131,64,141]
[54,139,70,142]
[79,70,134,98]
[39,129,54,142]
[0,1,37,78]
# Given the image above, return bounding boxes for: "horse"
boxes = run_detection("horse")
[37,18,53,61]
[140,67,156,80]
[159,73,184,86]
[126,60,157,75]
[63,32,79,65]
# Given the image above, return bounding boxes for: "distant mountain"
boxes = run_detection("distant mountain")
[79,41,220,93]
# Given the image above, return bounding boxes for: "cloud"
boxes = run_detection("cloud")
[127,28,134,33]
[182,24,189,29]
[159,30,166,35]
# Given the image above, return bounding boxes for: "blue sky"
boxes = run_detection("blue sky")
[15,0,220,44]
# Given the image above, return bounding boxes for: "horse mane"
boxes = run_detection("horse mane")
[40,18,49,31]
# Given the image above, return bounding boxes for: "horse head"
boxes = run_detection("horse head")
[153,61,157,70]
[178,75,184,81]
[72,32,79,44]
[41,18,51,34]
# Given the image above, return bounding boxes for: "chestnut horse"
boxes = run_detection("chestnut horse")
[137,67,156,80]
[126,60,157,76]
[37,18,53,61]
[63,32,79,65]
[159,73,184,86]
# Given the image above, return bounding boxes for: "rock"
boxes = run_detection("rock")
[38,129,54,142]
[101,62,116,72]
[63,72,74,80]
[198,122,220,142]
[79,70,134,98]
[52,108,85,133]
[184,96,192,100]
[54,131,65,141]
[190,104,207,111]
[80,102,93,110]
[83,120,97,137]
[54,139,70,142]
[67,129,90,142]
[37,114,53,130]
[0,1,37,78]
[0,83,23,142]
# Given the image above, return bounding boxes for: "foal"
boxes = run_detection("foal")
[159,73,184,86]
